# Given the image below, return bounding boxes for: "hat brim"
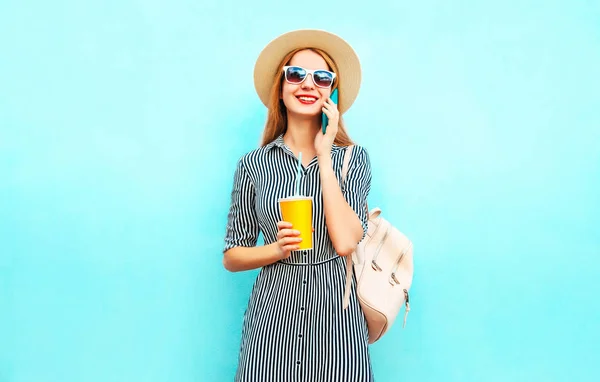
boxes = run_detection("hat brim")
[253,29,361,115]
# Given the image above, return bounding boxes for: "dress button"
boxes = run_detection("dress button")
[296,361,301,365]
[298,334,303,338]
[302,251,307,256]
[302,280,307,284]
[300,307,305,311]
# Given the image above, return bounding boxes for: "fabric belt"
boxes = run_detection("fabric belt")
[277,256,339,266]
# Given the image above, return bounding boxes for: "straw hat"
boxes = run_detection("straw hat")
[253,29,362,115]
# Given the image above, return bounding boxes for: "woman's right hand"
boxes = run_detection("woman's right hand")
[275,221,303,259]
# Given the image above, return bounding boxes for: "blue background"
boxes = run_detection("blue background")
[1,0,599,381]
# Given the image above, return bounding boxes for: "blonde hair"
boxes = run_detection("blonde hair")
[260,48,355,147]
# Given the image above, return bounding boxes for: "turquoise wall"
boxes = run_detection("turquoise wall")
[1,0,599,381]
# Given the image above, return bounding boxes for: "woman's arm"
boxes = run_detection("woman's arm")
[316,97,371,257]
[223,153,311,272]
[222,157,273,272]
[319,155,364,257]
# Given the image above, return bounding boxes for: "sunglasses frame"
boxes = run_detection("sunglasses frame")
[282,65,337,88]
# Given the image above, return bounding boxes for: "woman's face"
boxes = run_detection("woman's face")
[281,49,334,119]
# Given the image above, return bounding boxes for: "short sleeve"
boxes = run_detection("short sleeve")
[343,146,372,242]
[223,157,260,252]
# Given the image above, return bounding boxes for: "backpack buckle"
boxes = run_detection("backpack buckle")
[371,260,382,271]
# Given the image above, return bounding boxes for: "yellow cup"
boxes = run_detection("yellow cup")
[278,196,313,250]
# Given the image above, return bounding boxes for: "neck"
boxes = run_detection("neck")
[283,114,320,155]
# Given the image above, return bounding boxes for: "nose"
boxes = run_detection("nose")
[301,74,316,89]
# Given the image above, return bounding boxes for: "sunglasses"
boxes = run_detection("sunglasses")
[282,66,336,88]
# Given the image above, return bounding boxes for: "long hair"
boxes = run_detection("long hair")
[260,48,355,147]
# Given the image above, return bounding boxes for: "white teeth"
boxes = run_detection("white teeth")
[298,97,316,102]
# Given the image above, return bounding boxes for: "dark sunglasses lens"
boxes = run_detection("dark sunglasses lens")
[313,71,333,87]
[286,67,306,83]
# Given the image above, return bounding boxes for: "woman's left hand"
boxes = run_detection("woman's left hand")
[315,96,339,158]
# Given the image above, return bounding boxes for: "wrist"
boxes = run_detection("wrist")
[269,242,284,260]
[317,154,332,168]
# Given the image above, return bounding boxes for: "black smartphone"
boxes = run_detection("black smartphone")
[322,88,338,134]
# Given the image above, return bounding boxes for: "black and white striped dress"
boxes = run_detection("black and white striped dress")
[224,134,374,381]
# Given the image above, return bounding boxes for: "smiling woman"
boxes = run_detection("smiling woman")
[222,30,374,381]
[260,45,356,149]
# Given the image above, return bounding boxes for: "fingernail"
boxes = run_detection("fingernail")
[294,230,301,235]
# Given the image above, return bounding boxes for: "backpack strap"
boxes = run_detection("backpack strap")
[343,253,353,309]
[341,145,353,184]
[342,146,354,310]
[341,145,371,310]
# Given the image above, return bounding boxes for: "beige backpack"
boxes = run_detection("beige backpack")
[341,146,414,344]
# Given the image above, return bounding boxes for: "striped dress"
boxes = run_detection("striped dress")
[223,134,374,381]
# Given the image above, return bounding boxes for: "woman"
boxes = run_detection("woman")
[223,29,373,381]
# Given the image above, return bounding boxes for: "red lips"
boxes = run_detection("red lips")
[295,94,318,104]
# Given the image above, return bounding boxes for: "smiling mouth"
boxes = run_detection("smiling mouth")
[296,96,318,104]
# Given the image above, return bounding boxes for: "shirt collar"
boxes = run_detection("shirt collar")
[265,134,286,151]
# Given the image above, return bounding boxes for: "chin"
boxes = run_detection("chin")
[289,109,320,119]
[284,101,322,118]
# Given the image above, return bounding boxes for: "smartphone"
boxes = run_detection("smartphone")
[322,88,338,134]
